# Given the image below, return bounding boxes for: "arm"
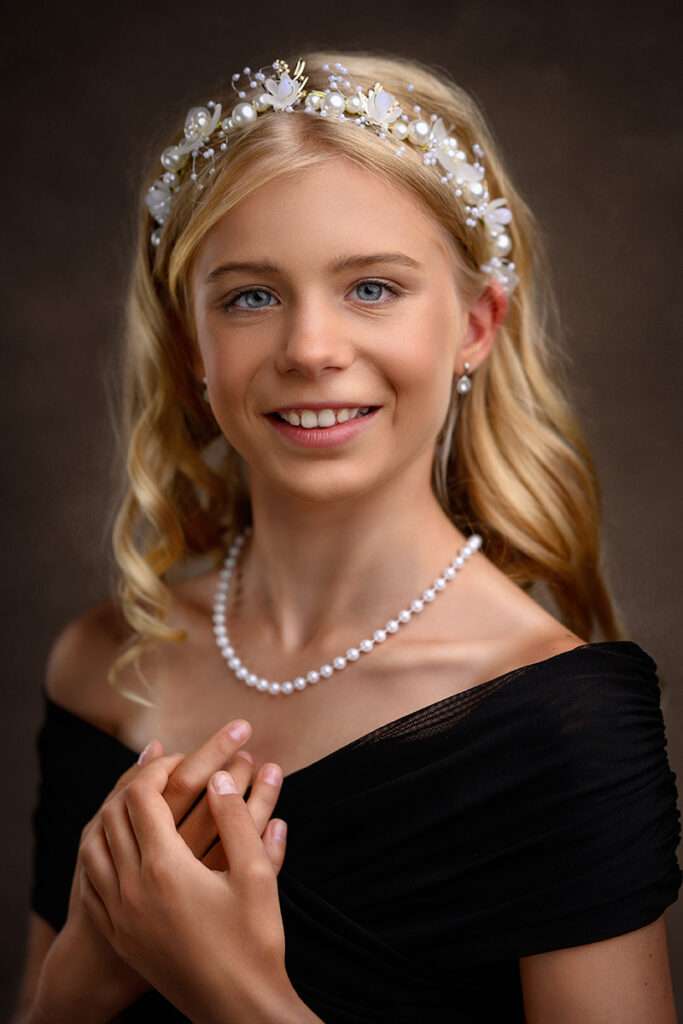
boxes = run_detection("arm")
[520,913,677,1023]
[9,915,56,1024]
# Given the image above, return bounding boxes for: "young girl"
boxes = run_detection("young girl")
[17,50,681,1023]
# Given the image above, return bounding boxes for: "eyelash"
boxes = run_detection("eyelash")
[220,279,402,313]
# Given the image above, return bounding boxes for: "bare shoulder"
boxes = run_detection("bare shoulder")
[43,575,201,738]
[44,598,139,736]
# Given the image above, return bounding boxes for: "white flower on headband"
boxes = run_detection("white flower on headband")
[143,57,518,297]
[363,86,402,130]
[261,73,307,111]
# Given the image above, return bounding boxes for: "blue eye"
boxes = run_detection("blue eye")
[221,279,400,312]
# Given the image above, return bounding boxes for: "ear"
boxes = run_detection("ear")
[459,281,509,372]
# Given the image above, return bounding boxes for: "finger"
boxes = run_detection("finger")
[101,792,141,874]
[207,770,275,878]
[80,748,179,845]
[262,819,288,877]
[200,761,282,864]
[125,776,188,862]
[178,749,255,859]
[244,761,284,836]
[80,823,120,911]
[162,719,253,825]
[79,864,114,940]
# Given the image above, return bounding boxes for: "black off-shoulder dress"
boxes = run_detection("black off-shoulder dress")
[30,640,682,1022]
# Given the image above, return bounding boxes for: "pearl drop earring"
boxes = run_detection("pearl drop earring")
[456,361,472,395]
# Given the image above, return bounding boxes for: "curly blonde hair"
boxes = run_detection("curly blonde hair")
[105,48,628,704]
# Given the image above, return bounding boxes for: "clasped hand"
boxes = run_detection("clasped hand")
[48,720,295,1022]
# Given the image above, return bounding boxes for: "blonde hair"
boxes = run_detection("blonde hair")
[106,48,628,702]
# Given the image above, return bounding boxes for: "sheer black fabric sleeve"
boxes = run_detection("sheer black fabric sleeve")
[30,690,138,933]
[441,643,683,964]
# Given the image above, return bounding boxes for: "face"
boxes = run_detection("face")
[190,156,487,505]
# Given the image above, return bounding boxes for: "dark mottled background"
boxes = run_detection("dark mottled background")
[2,0,682,1016]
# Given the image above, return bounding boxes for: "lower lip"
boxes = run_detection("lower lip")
[264,409,381,448]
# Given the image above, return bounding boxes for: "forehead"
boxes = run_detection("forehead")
[193,156,456,276]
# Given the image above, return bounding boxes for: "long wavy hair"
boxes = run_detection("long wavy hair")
[105,48,628,703]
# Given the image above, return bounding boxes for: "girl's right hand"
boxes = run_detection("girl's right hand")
[31,721,287,1022]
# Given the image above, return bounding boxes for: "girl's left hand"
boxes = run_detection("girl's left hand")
[79,752,296,1023]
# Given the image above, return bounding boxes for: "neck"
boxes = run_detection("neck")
[229,464,469,657]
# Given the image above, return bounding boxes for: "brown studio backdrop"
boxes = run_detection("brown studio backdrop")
[2,0,682,1016]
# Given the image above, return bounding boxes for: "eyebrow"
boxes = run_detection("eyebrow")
[205,251,423,284]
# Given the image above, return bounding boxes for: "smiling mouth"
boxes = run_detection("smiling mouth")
[266,407,380,426]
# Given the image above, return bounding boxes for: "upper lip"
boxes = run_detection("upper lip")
[266,401,381,414]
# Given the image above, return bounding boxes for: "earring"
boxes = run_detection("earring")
[456,361,472,395]
[201,375,209,402]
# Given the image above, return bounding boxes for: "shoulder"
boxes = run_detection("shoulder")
[43,599,137,736]
[43,574,210,737]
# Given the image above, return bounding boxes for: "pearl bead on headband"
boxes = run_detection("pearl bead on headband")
[145,58,519,297]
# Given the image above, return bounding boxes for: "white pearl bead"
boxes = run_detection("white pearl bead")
[247,673,258,685]
[228,656,240,669]
[257,679,269,691]
[323,92,345,115]
[320,665,334,678]
[237,667,248,679]
[306,670,319,684]
[398,610,411,623]
[494,233,511,254]
[386,620,399,633]
[462,181,485,203]
[360,639,374,653]
[423,589,436,602]
[434,578,447,590]
[469,534,482,550]
[411,599,424,613]
[294,678,307,690]
[346,648,360,661]
[345,94,363,114]
[444,567,456,580]
[281,681,294,694]
[269,682,280,694]
[333,657,347,670]
[161,145,188,172]
[407,119,431,145]
[390,121,409,141]
[232,102,257,126]
[374,629,387,643]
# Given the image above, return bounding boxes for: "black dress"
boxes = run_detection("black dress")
[30,640,682,1022]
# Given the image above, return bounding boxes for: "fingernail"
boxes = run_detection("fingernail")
[273,820,287,842]
[227,720,250,741]
[212,770,238,794]
[263,763,282,785]
[137,740,155,765]
[235,749,253,763]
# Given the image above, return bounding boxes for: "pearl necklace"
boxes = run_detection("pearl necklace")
[212,526,482,696]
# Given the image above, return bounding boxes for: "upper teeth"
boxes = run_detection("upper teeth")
[276,407,371,428]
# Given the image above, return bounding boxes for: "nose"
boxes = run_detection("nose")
[273,297,355,378]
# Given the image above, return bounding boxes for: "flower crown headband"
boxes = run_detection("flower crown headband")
[145,58,518,297]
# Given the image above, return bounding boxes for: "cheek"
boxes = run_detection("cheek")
[387,313,456,418]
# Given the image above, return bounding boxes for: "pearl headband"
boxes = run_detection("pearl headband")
[145,58,519,297]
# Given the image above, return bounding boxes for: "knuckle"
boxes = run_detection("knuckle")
[164,771,197,800]
[244,859,275,889]
[142,853,174,891]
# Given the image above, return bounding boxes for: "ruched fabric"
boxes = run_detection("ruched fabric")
[30,641,682,1022]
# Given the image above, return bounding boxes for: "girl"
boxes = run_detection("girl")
[18,50,681,1022]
